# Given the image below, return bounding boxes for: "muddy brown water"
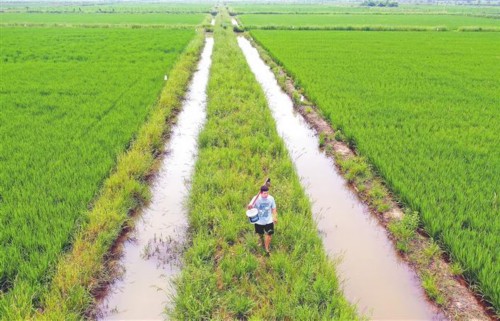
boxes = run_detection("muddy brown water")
[238,37,445,321]
[97,37,214,320]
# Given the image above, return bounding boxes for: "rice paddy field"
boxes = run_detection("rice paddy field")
[250,29,500,311]
[0,12,201,318]
[2,0,500,319]
[0,13,207,25]
[1,2,213,13]
[230,3,500,15]
[240,13,500,30]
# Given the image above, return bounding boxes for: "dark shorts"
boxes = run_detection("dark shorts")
[255,223,274,235]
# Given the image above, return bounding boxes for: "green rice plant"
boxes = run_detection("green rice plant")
[230,3,500,15]
[292,90,302,104]
[240,13,500,31]
[0,12,207,25]
[459,26,500,32]
[389,210,420,253]
[368,181,391,212]
[450,262,465,276]
[338,156,373,184]
[368,181,387,200]
[226,290,255,318]
[422,272,446,306]
[170,11,358,320]
[389,210,420,240]
[3,2,213,14]
[395,240,410,253]
[373,198,391,213]
[0,25,200,319]
[251,29,500,312]
[423,239,442,263]
[318,132,327,148]
[334,129,346,142]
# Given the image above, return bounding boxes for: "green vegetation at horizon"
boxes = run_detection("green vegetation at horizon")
[230,3,500,15]
[240,13,500,30]
[251,29,500,311]
[0,12,207,25]
[0,26,194,317]
[171,13,358,320]
[1,2,214,13]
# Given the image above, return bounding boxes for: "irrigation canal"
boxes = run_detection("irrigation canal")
[97,37,214,320]
[238,36,444,320]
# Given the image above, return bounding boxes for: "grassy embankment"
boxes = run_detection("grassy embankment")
[170,13,358,320]
[0,28,205,320]
[250,29,500,314]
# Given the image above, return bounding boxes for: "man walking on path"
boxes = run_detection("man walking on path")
[248,185,277,255]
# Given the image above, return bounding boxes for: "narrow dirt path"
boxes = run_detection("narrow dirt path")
[96,37,213,320]
[238,36,446,320]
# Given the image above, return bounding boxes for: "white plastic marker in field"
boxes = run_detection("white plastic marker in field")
[211,18,215,26]
[231,18,239,27]
[98,37,214,321]
[238,36,444,321]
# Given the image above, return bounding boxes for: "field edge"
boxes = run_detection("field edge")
[246,31,496,320]
[21,29,207,321]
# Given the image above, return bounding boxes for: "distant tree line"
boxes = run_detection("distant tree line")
[361,0,399,6]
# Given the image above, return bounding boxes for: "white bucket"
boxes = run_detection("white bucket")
[246,208,259,224]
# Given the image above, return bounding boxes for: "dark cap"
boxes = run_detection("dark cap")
[260,185,269,192]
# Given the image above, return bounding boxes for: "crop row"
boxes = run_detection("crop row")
[0,13,207,25]
[229,3,500,15]
[2,3,214,14]
[0,26,195,317]
[239,13,500,30]
[170,14,357,320]
[250,29,500,312]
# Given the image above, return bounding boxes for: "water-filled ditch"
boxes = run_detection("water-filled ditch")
[97,37,214,320]
[238,36,444,320]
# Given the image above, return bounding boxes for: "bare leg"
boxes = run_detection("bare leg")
[258,234,264,248]
[264,234,272,253]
